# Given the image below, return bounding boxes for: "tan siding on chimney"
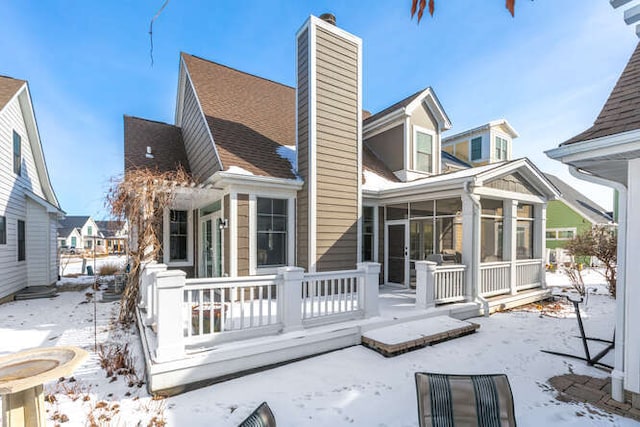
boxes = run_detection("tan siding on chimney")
[180,75,221,181]
[314,26,359,272]
[296,28,309,271]
[237,194,250,276]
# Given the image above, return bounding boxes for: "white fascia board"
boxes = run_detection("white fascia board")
[375,178,471,200]
[488,119,519,138]
[211,171,303,192]
[473,186,546,204]
[405,88,452,131]
[175,56,187,126]
[19,86,61,210]
[545,128,640,163]
[182,63,224,171]
[363,109,405,136]
[475,158,560,200]
[24,190,64,215]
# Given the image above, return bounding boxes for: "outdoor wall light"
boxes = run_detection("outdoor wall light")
[217,218,228,229]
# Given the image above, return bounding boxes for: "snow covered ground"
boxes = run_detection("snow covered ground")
[59,255,128,277]
[0,269,637,426]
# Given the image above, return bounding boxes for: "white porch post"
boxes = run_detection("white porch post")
[140,262,167,326]
[415,260,436,309]
[504,200,518,295]
[625,158,640,401]
[278,266,305,332]
[462,192,480,301]
[154,270,186,362]
[357,262,381,317]
[534,204,547,289]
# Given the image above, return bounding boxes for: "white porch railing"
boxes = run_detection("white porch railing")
[184,275,280,346]
[434,265,466,304]
[301,270,362,324]
[480,262,511,297]
[137,262,381,362]
[415,261,466,308]
[516,259,543,290]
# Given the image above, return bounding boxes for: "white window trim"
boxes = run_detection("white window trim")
[493,133,510,161]
[470,136,483,161]
[546,227,577,241]
[412,125,436,174]
[361,204,378,263]
[163,208,194,267]
[249,193,296,276]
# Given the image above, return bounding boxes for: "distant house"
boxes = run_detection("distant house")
[0,75,64,299]
[95,220,127,254]
[543,173,613,249]
[58,216,104,253]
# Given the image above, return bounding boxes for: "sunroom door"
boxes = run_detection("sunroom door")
[386,221,409,287]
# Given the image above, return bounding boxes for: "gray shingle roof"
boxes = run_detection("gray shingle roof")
[543,173,613,224]
[563,43,640,145]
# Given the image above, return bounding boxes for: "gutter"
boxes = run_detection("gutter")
[569,166,627,402]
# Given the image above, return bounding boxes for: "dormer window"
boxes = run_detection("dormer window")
[414,126,435,173]
[495,136,508,160]
[471,137,482,161]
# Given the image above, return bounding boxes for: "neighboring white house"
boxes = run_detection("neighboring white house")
[442,119,519,167]
[0,75,64,299]
[58,215,105,253]
[546,42,640,406]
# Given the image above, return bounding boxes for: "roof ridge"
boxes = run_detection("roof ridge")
[181,52,295,91]
[364,86,430,123]
[124,115,179,128]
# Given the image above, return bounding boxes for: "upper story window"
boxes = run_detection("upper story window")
[495,136,508,160]
[87,225,93,236]
[471,137,482,161]
[13,131,21,175]
[414,127,435,173]
[257,198,287,267]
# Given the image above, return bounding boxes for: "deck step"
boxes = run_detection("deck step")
[361,316,479,357]
[14,286,58,301]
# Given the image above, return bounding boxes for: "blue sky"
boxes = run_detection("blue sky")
[1,1,637,217]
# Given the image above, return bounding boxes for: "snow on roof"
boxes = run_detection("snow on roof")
[276,145,298,178]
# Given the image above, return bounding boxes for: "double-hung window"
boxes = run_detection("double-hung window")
[257,198,287,267]
[17,220,25,261]
[414,128,434,173]
[0,216,6,245]
[495,136,508,161]
[471,137,482,161]
[362,206,375,262]
[169,210,188,262]
[13,131,21,175]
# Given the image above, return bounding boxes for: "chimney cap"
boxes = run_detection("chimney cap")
[319,13,336,25]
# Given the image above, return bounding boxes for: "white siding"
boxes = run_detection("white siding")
[0,92,58,298]
[26,198,49,286]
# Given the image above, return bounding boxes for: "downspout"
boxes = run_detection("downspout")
[464,181,489,316]
[569,166,627,402]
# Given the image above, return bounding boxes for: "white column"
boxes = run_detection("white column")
[415,260,436,309]
[154,270,186,362]
[625,158,640,397]
[357,262,381,317]
[278,266,305,332]
[534,204,547,289]
[462,192,480,300]
[140,262,167,326]
[504,200,518,295]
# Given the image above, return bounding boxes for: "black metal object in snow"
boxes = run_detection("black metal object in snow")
[541,295,615,370]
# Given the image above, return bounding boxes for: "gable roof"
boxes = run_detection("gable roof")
[563,43,640,145]
[442,119,519,143]
[95,220,126,238]
[58,216,91,238]
[441,151,472,170]
[0,75,25,111]
[543,173,613,224]
[363,87,452,131]
[363,145,400,183]
[181,53,296,180]
[124,116,190,173]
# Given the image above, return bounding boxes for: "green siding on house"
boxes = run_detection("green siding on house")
[545,200,594,249]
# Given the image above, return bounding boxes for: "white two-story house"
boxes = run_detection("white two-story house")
[0,75,63,299]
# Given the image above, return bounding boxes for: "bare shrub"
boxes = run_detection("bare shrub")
[106,166,192,324]
[565,225,617,297]
[97,342,142,386]
[98,262,122,276]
